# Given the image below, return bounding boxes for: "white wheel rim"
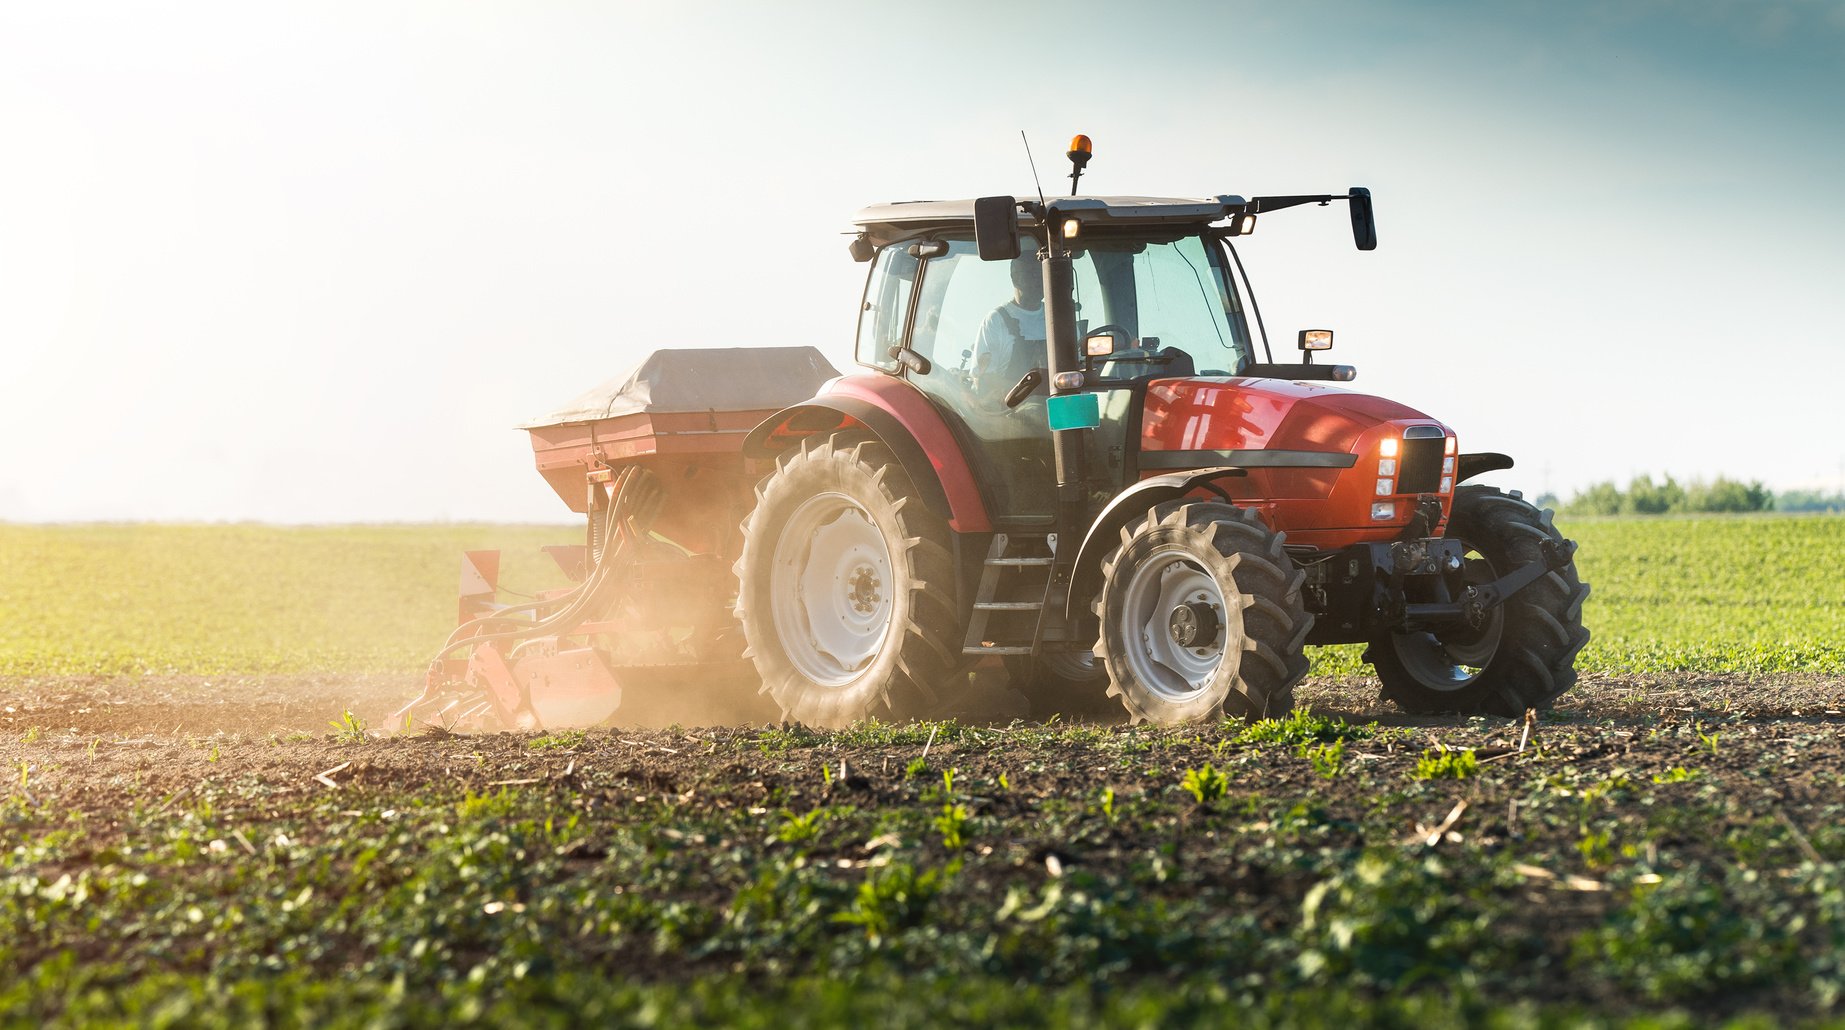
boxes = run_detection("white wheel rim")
[1118,546,1229,703]
[769,492,895,687]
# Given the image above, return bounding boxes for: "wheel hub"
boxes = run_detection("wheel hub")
[1168,601,1221,649]
[846,565,882,614]
[1118,549,1232,703]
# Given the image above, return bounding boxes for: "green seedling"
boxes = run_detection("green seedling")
[1303,740,1347,779]
[935,802,969,850]
[1413,747,1477,781]
[776,808,827,844]
[1180,763,1229,805]
[529,729,586,751]
[329,710,368,743]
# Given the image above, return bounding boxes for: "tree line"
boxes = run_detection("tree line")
[1544,474,1845,516]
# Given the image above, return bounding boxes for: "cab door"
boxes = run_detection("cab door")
[901,237,1059,521]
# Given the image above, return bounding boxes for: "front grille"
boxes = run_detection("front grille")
[1399,435,1443,493]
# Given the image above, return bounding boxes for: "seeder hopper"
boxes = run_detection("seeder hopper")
[396,347,839,731]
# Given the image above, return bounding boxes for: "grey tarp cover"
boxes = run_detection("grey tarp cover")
[521,347,842,429]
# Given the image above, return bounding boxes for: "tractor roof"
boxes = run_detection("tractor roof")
[852,195,1248,246]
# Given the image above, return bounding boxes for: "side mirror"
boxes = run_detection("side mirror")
[1298,329,1334,352]
[1348,187,1376,251]
[974,196,1021,261]
[1084,332,1117,358]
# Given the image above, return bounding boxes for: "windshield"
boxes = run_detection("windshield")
[1070,233,1251,380]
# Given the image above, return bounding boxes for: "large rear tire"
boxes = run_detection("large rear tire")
[734,433,963,727]
[1369,486,1590,715]
[1092,501,1312,724]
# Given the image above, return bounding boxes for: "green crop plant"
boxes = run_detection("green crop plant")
[775,808,827,845]
[1236,706,1374,747]
[1180,763,1230,805]
[832,860,953,945]
[329,709,368,743]
[1303,740,1347,779]
[934,802,970,850]
[528,729,586,751]
[1413,747,1478,781]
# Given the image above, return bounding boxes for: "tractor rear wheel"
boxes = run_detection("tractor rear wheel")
[734,432,962,727]
[1092,501,1312,724]
[1368,485,1590,716]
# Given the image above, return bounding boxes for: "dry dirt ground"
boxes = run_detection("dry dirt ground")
[3,670,1840,741]
[3,671,1845,801]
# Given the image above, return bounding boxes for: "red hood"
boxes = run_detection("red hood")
[1142,376,1442,455]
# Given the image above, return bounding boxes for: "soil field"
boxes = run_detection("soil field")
[4,516,1845,1025]
[6,670,1845,1026]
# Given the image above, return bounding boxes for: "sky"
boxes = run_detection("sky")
[2,0,1842,523]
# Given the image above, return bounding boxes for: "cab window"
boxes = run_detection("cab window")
[854,246,918,371]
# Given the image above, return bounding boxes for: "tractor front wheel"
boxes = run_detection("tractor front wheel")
[734,432,962,727]
[1368,485,1590,715]
[1092,501,1312,724]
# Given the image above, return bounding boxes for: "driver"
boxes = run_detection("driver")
[971,253,1045,397]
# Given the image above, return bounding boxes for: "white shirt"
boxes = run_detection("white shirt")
[973,301,1046,386]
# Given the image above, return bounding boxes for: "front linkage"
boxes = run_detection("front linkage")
[1303,494,1580,642]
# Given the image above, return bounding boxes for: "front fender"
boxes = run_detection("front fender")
[1063,467,1248,621]
[1455,452,1514,484]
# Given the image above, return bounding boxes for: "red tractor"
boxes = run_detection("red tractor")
[405,143,1588,730]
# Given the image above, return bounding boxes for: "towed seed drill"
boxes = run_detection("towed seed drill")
[399,137,1588,731]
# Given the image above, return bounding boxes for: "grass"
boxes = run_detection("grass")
[0,523,576,678]
[8,513,1840,682]
[1308,512,1845,677]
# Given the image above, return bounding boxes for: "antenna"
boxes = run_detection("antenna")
[1020,130,1045,206]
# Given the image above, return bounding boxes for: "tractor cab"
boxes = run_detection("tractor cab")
[850,196,1334,525]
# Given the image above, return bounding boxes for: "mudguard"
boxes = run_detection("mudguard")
[742,378,993,533]
[1456,452,1514,484]
[1063,466,1248,621]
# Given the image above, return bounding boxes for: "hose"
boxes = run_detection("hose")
[426,466,646,667]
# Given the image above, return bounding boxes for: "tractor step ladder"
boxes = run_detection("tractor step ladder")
[962,533,1054,657]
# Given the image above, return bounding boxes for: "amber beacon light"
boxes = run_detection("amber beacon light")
[1067,134,1093,194]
